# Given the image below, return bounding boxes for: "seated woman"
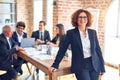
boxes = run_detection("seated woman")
[47,24,65,47]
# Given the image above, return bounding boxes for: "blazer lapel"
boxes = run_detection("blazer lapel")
[15,32,19,42]
[74,28,83,53]
[88,29,94,54]
[37,31,40,39]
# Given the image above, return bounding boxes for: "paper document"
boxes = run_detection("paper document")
[24,47,40,56]
[34,55,53,60]
[24,47,53,60]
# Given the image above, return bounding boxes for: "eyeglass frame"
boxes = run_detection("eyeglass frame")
[78,16,87,19]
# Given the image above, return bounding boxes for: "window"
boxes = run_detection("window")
[0,0,16,33]
[105,0,120,65]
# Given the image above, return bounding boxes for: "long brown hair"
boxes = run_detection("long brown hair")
[56,24,65,40]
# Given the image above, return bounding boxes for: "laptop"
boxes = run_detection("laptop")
[20,38,35,48]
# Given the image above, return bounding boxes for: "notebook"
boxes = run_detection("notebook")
[20,38,35,48]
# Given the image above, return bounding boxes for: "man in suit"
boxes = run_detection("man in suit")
[0,25,24,80]
[12,21,27,75]
[31,20,51,44]
[31,20,51,74]
[12,21,27,46]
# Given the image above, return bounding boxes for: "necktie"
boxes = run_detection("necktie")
[8,38,13,62]
[41,32,44,40]
[8,38,11,49]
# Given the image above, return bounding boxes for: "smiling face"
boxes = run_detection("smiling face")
[77,12,88,29]
[16,26,24,35]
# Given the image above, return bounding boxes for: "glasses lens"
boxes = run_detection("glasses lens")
[78,16,87,19]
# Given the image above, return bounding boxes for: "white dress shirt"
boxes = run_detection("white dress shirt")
[6,37,11,49]
[16,31,24,43]
[79,29,91,58]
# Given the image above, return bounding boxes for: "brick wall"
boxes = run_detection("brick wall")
[42,0,47,22]
[16,0,34,37]
[53,0,112,54]
[53,0,83,37]
[16,0,113,54]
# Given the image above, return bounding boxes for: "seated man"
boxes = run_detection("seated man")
[12,21,27,75]
[0,25,24,80]
[31,20,51,44]
[31,20,51,74]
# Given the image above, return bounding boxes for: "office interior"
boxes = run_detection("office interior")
[0,0,120,80]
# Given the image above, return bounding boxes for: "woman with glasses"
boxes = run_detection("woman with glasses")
[49,9,105,80]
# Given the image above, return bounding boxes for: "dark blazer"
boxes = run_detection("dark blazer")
[52,27,105,73]
[31,30,51,43]
[12,31,27,46]
[51,35,65,47]
[0,34,17,66]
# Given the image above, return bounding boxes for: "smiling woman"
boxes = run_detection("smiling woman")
[49,9,105,80]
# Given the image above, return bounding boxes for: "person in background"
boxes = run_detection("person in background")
[31,20,51,44]
[12,21,27,46]
[0,25,24,80]
[12,21,27,75]
[31,20,51,74]
[46,23,65,47]
[49,9,105,80]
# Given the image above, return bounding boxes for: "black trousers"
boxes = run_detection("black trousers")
[14,57,25,72]
[0,58,23,80]
[74,57,99,80]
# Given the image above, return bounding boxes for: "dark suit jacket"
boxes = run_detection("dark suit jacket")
[0,34,18,66]
[51,35,65,47]
[52,27,105,73]
[31,30,51,43]
[12,31,27,46]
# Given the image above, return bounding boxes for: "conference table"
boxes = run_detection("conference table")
[18,47,72,80]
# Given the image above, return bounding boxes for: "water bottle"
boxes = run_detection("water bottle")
[47,45,51,55]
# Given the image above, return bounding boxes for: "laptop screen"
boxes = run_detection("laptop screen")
[20,38,35,48]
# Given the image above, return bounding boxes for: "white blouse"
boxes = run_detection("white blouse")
[79,29,91,58]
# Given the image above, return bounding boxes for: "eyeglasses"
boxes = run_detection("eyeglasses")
[78,16,87,19]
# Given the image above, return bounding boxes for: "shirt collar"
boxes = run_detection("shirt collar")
[16,31,23,37]
[6,37,9,40]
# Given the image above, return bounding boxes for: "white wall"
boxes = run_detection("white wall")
[33,0,43,31]
[46,0,53,38]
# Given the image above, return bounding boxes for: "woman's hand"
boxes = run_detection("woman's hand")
[48,67,57,73]
[100,72,104,75]
[46,41,58,47]
[46,41,51,45]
